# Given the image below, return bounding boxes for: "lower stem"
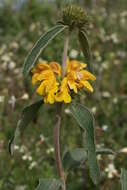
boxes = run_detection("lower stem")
[54,104,66,190]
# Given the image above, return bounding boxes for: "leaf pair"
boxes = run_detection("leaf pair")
[23,24,92,76]
[9,101,100,185]
[19,168,127,189]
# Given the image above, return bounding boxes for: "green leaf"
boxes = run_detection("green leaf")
[78,30,92,71]
[35,178,63,190]
[121,168,127,190]
[63,148,87,171]
[23,24,68,76]
[9,100,43,155]
[69,103,100,184]
[62,147,114,172]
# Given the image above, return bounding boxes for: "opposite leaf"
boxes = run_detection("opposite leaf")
[9,100,43,155]
[23,24,68,76]
[69,103,100,184]
[121,168,127,190]
[62,148,87,171]
[36,178,63,190]
[78,30,92,71]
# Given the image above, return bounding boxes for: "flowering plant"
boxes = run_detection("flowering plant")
[8,4,117,190]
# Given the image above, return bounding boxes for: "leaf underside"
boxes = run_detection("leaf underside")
[9,100,43,155]
[63,148,87,171]
[23,24,67,76]
[69,102,100,184]
[35,178,63,190]
[62,147,115,172]
[78,30,92,71]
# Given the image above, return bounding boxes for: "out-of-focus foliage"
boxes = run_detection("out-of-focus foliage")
[0,0,127,189]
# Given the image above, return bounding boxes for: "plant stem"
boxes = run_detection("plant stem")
[54,30,70,190]
[54,104,65,190]
[54,105,62,178]
[62,29,70,77]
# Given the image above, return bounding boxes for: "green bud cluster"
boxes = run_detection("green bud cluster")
[62,5,89,29]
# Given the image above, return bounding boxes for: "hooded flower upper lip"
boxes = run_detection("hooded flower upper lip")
[32,59,96,104]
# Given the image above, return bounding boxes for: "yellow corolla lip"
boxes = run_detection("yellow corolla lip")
[49,62,61,76]
[31,59,96,104]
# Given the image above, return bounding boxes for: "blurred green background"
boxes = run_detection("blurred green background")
[0,0,127,189]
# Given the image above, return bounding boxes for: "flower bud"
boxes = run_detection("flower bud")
[62,5,89,29]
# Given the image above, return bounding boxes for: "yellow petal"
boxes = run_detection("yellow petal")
[46,92,55,104]
[55,90,71,103]
[32,73,39,85]
[50,62,61,76]
[37,70,54,81]
[80,80,94,92]
[63,91,72,103]
[45,79,59,93]
[60,77,68,91]
[37,62,50,70]
[36,81,47,95]
[80,70,96,81]
[55,92,63,102]
[68,80,78,93]
[32,61,49,74]
[80,62,87,69]
[67,71,77,80]
[67,59,86,73]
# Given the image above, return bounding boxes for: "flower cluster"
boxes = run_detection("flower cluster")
[32,59,96,104]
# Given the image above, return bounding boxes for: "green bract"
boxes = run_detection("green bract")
[62,5,89,29]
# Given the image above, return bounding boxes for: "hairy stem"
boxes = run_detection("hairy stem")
[54,104,66,190]
[54,30,70,190]
[62,29,70,77]
[54,105,62,179]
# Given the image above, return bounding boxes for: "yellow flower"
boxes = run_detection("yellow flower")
[55,77,71,103]
[32,60,60,104]
[66,59,87,73]
[49,62,61,76]
[31,59,96,104]
[66,59,96,93]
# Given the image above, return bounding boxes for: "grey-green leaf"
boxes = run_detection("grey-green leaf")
[63,148,87,171]
[78,30,92,71]
[69,103,100,184]
[36,178,63,190]
[121,168,127,190]
[23,24,67,76]
[9,100,43,155]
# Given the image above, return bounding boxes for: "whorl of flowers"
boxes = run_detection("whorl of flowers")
[32,59,96,104]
